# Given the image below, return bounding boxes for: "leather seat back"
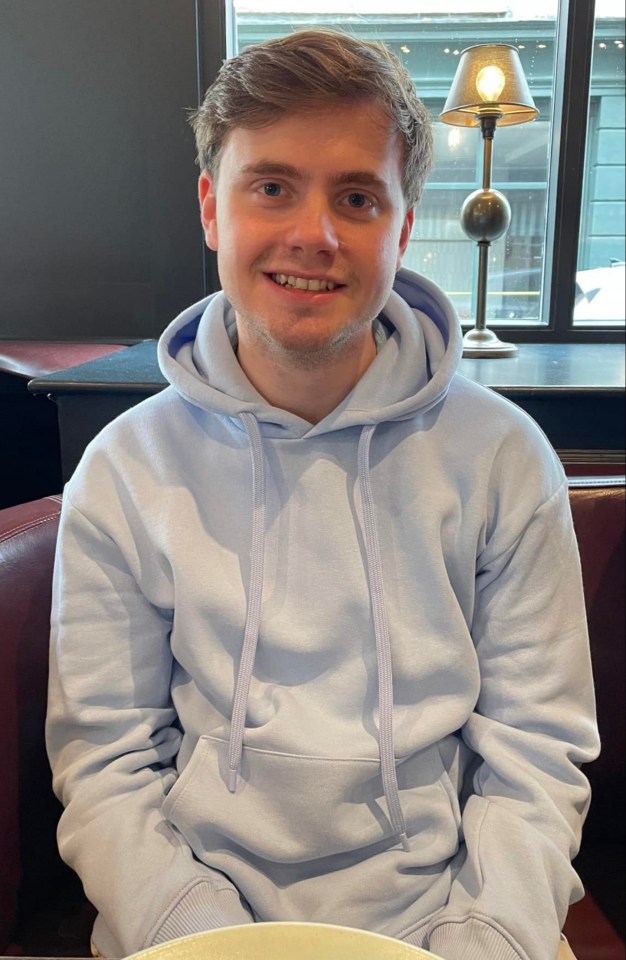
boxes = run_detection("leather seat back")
[0,496,64,949]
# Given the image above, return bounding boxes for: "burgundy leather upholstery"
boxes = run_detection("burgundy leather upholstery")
[0,496,64,951]
[0,341,126,380]
[568,482,625,844]
[0,483,624,956]
[562,481,626,959]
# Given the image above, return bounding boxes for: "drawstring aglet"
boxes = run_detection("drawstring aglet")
[398,832,411,853]
[228,767,239,793]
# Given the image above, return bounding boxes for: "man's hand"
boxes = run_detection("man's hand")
[558,938,577,960]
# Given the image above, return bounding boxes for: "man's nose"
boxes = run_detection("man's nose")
[286,197,340,256]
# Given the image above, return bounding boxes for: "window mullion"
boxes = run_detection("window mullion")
[544,0,597,335]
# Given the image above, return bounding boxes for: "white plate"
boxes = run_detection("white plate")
[127,922,443,960]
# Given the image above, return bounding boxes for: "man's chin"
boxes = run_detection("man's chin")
[234,305,375,369]
[269,335,345,370]
[272,320,377,366]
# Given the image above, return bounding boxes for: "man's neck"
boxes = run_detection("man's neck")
[236,331,377,424]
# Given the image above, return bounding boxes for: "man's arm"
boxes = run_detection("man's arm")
[46,495,253,957]
[428,479,600,960]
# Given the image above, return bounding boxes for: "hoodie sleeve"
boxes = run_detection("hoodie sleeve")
[428,479,600,960]
[46,494,253,957]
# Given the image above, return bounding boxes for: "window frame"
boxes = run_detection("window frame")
[198,0,625,344]
[539,0,624,344]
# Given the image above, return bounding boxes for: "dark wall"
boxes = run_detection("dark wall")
[0,0,223,342]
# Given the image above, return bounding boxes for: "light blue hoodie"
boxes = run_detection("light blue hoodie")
[47,268,599,960]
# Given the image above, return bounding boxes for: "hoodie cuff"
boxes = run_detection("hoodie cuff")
[150,880,253,945]
[429,919,522,960]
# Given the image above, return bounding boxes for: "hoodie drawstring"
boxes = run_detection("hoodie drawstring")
[358,425,409,851]
[226,415,408,851]
[227,412,266,792]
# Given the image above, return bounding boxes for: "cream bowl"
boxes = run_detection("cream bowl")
[126,922,442,960]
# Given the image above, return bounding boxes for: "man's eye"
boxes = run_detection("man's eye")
[346,193,371,209]
[262,183,282,197]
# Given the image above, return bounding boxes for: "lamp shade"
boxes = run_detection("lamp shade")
[440,44,538,127]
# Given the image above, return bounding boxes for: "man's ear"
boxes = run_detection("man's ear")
[199,171,218,251]
[396,208,415,270]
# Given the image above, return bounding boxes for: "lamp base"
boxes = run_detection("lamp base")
[462,326,518,358]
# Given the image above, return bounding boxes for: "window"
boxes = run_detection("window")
[225,0,625,341]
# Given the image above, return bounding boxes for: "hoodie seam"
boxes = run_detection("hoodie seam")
[429,913,530,960]
[477,478,569,571]
[61,490,106,530]
[143,877,234,949]
[473,796,489,904]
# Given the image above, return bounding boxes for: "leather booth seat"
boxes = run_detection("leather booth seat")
[1,482,624,957]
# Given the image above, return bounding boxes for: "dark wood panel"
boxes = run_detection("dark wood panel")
[0,0,209,340]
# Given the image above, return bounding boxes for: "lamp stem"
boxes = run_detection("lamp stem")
[475,241,490,333]
[482,135,493,191]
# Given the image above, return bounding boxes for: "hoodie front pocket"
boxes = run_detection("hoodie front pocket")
[162,735,461,867]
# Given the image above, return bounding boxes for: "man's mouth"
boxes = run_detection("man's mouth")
[269,273,340,292]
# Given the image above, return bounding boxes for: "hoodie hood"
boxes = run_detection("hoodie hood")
[157,267,462,437]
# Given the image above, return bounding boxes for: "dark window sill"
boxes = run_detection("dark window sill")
[458,342,624,396]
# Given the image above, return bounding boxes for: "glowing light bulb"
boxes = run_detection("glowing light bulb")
[448,129,462,148]
[476,65,506,103]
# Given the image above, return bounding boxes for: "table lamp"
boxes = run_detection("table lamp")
[440,44,539,357]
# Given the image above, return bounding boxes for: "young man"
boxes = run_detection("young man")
[47,30,597,960]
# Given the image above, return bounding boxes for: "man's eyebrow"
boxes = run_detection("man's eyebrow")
[239,161,303,180]
[333,170,391,192]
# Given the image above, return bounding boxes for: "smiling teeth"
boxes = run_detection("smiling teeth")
[272,274,337,291]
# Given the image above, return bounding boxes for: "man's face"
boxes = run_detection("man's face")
[199,101,414,366]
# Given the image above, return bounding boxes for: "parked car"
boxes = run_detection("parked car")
[574,261,626,322]
[450,261,625,323]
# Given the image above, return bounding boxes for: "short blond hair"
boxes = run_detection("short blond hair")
[189,29,433,209]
